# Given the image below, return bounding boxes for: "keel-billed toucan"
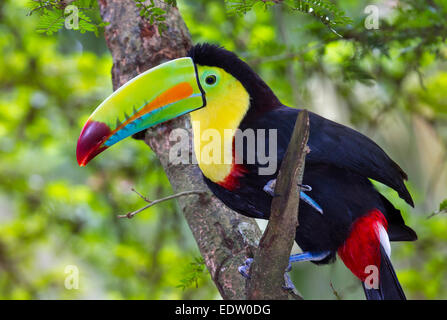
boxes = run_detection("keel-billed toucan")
[77,44,417,300]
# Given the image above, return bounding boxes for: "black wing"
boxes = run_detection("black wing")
[240,106,414,207]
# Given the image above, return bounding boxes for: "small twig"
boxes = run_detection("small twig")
[247,43,324,66]
[425,150,447,204]
[117,189,207,219]
[28,0,76,16]
[330,281,343,300]
[130,187,150,202]
[427,209,447,220]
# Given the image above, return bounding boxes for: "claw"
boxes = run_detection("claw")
[283,251,331,290]
[263,179,277,197]
[264,179,323,214]
[238,257,297,292]
[297,183,312,192]
[299,191,324,214]
[238,258,253,279]
[239,253,330,293]
[283,273,296,291]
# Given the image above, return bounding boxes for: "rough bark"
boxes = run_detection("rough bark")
[97,0,262,299]
[247,110,310,300]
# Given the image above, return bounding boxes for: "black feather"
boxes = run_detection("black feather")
[363,245,406,300]
[188,43,280,113]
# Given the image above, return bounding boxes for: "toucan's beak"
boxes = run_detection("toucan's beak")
[76,57,205,166]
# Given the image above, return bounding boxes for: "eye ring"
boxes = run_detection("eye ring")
[205,74,217,85]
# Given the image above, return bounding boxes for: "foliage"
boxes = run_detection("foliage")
[225,0,353,35]
[429,199,447,218]
[27,0,107,36]
[441,200,447,213]
[27,0,179,36]
[134,0,178,35]
[176,257,207,290]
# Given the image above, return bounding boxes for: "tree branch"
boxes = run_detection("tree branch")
[247,110,310,300]
[117,189,207,219]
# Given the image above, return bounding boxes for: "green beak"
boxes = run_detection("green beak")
[76,57,205,166]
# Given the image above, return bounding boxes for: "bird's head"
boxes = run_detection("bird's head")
[76,43,279,166]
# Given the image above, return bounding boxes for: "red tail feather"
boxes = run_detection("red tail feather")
[338,209,388,281]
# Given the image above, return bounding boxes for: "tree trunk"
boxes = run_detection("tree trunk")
[97,0,262,300]
[97,0,306,300]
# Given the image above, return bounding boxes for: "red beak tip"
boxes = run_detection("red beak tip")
[76,120,112,167]
[77,158,87,167]
[76,151,88,167]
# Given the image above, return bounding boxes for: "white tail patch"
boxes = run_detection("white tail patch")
[377,223,391,258]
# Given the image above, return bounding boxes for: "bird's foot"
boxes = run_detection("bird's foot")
[283,251,331,291]
[283,273,297,291]
[263,179,278,197]
[238,258,253,279]
[238,251,330,290]
[238,257,298,292]
[263,179,324,214]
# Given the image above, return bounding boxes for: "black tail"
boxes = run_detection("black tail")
[362,245,406,300]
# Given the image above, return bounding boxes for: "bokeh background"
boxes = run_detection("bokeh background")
[0,0,446,299]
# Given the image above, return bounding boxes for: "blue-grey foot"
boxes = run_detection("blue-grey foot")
[238,257,298,292]
[283,273,297,291]
[283,251,331,291]
[238,258,253,279]
[262,179,278,197]
[263,179,323,214]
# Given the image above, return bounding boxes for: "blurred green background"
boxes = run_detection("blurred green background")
[0,0,446,299]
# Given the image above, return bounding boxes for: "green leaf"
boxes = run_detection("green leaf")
[225,0,353,33]
[176,257,207,290]
[152,7,166,15]
[29,0,106,36]
[440,199,447,212]
[35,8,65,35]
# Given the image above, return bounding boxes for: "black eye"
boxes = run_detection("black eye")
[205,74,217,85]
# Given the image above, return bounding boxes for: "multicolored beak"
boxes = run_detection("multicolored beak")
[76,57,205,166]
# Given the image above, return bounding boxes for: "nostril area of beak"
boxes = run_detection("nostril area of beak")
[76,120,111,166]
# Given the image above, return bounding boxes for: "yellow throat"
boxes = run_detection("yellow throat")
[190,66,250,183]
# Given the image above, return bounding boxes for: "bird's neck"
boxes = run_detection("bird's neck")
[190,83,250,184]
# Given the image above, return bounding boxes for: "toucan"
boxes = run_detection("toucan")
[76,43,417,300]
